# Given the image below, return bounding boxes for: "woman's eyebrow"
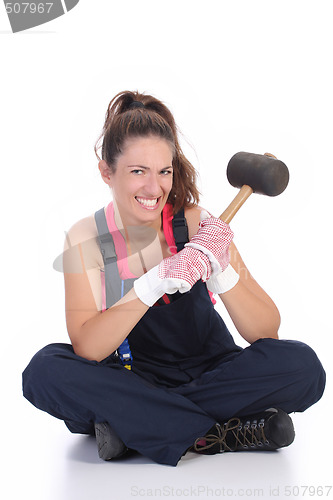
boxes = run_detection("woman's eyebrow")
[127,165,148,169]
[127,165,173,170]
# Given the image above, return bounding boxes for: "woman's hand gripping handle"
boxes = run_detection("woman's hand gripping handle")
[134,246,212,307]
[185,211,240,294]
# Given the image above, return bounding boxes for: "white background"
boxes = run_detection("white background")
[1,1,332,499]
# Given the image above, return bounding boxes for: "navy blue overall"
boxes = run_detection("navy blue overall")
[22,208,326,466]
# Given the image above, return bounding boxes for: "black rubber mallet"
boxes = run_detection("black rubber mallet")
[219,152,289,223]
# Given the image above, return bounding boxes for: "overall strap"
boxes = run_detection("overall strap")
[94,208,133,368]
[172,208,189,252]
[94,208,135,309]
[156,207,189,305]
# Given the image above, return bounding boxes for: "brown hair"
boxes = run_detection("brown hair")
[94,90,200,214]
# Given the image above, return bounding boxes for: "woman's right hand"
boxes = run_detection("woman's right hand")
[134,247,212,307]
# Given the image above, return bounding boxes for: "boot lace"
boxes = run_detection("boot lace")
[194,417,269,453]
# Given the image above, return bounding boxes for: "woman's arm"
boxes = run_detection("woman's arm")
[220,242,280,343]
[185,206,281,343]
[65,276,148,362]
[63,216,149,362]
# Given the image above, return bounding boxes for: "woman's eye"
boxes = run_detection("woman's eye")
[131,169,144,175]
[161,170,173,176]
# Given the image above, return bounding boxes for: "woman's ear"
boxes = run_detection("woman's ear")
[98,160,112,186]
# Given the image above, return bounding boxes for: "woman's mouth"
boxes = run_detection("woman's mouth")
[135,196,161,210]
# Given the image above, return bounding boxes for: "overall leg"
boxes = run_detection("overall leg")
[22,343,216,466]
[173,338,326,421]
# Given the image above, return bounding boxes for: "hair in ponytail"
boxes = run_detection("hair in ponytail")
[94,91,200,214]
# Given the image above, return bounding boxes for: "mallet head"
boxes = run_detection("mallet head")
[227,152,289,197]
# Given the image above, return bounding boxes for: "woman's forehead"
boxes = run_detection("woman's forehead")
[119,136,174,161]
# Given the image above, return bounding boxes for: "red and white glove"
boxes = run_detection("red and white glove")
[134,247,211,307]
[186,210,239,294]
[185,210,233,272]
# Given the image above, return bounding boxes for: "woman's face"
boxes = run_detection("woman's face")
[101,135,174,227]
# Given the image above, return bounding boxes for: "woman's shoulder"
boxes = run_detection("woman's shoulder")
[63,213,103,272]
[65,214,98,247]
[184,204,206,239]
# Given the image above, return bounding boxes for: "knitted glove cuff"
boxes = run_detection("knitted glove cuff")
[206,264,240,294]
[134,265,165,307]
[134,265,191,307]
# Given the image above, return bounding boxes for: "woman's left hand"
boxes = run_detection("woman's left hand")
[185,211,234,273]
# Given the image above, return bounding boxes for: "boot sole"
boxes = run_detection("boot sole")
[94,422,128,460]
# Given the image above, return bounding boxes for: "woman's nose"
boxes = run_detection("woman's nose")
[145,173,161,195]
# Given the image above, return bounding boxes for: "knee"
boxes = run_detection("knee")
[288,340,324,377]
[22,343,73,404]
[255,338,326,410]
[281,340,326,409]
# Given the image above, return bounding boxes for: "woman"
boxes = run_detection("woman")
[23,91,325,466]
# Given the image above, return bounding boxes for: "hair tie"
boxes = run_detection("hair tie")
[129,101,145,109]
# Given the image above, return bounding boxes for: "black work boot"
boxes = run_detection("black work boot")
[193,408,295,454]
[94,422,128,460]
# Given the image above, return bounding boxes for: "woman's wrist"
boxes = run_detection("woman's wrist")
[206,264,240,294]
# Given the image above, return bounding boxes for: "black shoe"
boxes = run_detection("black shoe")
[193,408,295,454]
[94,422,128,460]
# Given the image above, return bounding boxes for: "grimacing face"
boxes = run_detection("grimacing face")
[100,136,174,228]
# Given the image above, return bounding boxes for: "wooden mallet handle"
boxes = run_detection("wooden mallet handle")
[219,185,253,223]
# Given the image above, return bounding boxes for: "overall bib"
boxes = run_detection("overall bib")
[22,207,326,466]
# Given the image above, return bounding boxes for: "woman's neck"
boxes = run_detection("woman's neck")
[113,202,164,260]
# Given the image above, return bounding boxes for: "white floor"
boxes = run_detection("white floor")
[5,388,331,500]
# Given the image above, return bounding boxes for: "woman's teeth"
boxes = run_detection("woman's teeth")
[136,197,159,208]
